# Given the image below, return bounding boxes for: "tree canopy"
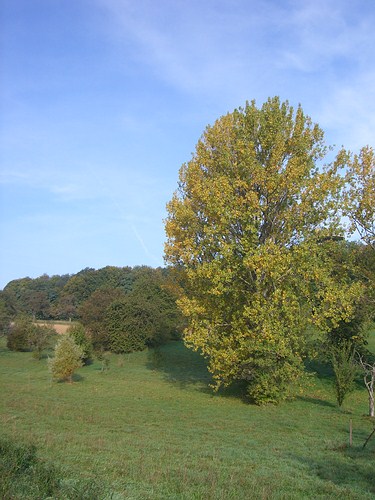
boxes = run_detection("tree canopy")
[165,97,363,403]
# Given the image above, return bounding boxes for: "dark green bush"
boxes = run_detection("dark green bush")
[6,316,34,351]
[106,296,161,353]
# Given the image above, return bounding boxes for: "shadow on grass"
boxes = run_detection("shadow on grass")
[55,373,84,383]
[296,395,336,408]
[304,358,364,390]
[304,358,333,379]
[146,342,248,400]
[292,445,375,495]
[146,342,211,391]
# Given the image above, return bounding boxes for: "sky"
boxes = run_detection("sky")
[1,0,375,289]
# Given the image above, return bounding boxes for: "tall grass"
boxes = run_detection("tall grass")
[1,335,374,499]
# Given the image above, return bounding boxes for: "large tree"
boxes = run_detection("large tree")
[342,145,375,249]
[165,97,361,403]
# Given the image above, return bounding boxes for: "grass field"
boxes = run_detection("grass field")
[0,335,374,499]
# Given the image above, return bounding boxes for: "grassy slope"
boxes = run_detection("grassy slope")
[0,336,374,499]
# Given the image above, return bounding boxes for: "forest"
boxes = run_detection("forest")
[0,265,184,354]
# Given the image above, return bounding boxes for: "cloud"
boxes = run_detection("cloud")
[94,0,283,98]
[94,0,375,121]
[316,69,375,151]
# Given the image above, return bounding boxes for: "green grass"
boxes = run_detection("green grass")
[367,328,375,353]
[1,335,374,499]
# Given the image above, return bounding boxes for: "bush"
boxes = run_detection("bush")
[67,322,93,364]
[95,347,111,372]
[6,316,34,351]
[48,334,84,383]
[240,350,303,405]
[106,296,161,353]
[28,324,55,359]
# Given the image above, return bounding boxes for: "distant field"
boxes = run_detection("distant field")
[34,320,72,334]
[0,333,374,499]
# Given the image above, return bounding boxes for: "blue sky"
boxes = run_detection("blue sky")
[1,0,374,289]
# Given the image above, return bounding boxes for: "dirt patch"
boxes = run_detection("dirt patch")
[51,324,70,334]
[35,322,71,335]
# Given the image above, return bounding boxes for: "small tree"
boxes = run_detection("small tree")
[95,347,110,372]
[67,323,93,365]
[48,335,84,383]
[28,324,55,360]
[331,342,357,407]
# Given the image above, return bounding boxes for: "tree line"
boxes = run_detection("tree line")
[0,266,184,355]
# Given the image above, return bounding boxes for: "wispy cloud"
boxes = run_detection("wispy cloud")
[280,0,375,72]
[95,0,375,136]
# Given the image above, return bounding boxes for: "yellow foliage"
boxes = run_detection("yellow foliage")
[165,97,366,403]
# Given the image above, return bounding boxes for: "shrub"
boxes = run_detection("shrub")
[240,351,303,405]
[95,347,111,372]
[28,324,55,359]
[48,334,84,383]
[6,315,34,351]
[67,322,93,364]
[106,296,161,353]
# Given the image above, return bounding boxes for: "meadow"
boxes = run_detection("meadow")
[0,334,374,499]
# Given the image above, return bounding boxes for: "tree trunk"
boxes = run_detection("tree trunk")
[369,366,374,417]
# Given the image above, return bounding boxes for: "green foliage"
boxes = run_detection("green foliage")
[130,267,184,344]
[354,244,375,323]
[2,267,184,356]
[61,266,133,307]
[6,316,55,358]
[165,96,358,403]
[6,315,34,351]
[331,342,357,407]
[106,295,160,353]
[322,241,373,349]
[79,287,126,350]
[67,322,93,364]
[0,294,11,335]
[341,145,375,249]
[3,274,71,320]
[95,347,111,372]
[28,324,55,360]
[240,350,303,404]
[48,334,84,383]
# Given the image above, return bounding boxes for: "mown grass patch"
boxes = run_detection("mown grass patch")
[1,335,374,499]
